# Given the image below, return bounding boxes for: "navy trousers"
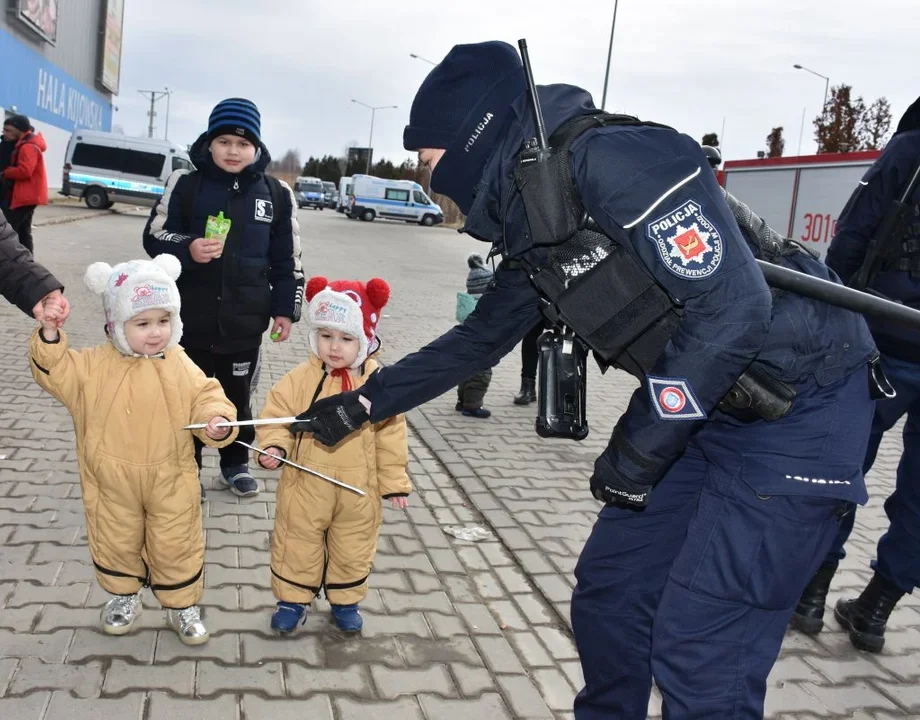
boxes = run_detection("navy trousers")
[571,368,874,719]
[826,353,920,593]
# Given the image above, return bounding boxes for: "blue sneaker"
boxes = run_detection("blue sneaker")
[220,465,259,497]
[330,603,363,633]
[461,407,492,419]
[271,602,306,634]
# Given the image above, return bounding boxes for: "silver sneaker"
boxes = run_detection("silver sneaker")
[101,592,143,635]
[166,605,209,646]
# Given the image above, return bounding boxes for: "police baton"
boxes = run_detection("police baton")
[758,260,920,330]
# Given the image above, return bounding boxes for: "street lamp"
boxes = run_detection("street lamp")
[793,64,830,112]
[600,0,620,111]
[351,99,398,174]
[410,53,437,66]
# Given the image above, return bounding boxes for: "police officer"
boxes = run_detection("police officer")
[791,96,920,653]
[292,41,878,718]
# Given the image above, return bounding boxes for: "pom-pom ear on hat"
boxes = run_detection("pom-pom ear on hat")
[365,278,390,310]
[306,276,328,302]
[84,262,113,295]
[152,254,182,281]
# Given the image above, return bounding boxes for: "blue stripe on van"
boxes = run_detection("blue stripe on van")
[353,195,429,208]
[69,173,165,196]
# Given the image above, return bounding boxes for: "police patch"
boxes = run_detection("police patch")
[646,199,723,280]
[647,376,706,421]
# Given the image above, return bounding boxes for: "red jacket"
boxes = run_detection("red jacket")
[3,131,48,209]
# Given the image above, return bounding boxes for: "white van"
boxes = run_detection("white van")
[337,176,353,213]
[61,130,194,209]
[347,175,443,226]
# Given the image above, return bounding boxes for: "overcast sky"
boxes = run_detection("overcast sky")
[113,0,918,167]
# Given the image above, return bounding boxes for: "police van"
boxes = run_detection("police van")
[294,176,325,210]
[346,174,443,226]
[61,131,193,209]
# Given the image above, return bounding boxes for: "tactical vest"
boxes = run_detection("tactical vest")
[885,201,920,277]
[508,112,796,421]
[508,111,683,378]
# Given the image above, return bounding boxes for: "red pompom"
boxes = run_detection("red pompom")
[365,278,390,309]
[306,276,328,302]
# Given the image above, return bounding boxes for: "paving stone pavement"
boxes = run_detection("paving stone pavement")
[0,208,917,719]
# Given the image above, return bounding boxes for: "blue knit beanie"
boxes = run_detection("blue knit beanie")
[207,98,261,146]
[404,41,525,215]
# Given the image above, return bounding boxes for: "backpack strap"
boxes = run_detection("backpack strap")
[264,174,286,234]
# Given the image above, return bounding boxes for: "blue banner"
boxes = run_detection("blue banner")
[0,28,112,132]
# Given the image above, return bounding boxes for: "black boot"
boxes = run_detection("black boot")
[834,573,905,653]
[790,562,838,635]
[514,378,537,405]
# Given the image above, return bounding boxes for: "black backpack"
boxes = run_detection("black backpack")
[179,170,287,235]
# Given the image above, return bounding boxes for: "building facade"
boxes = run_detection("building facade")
[0,0,122,188]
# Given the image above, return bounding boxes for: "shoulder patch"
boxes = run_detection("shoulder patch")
[647,376,706,421]
[646,199,723,280]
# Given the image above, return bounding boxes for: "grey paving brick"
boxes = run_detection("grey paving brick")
[240,517,274,533]
[0,510,55,527]
[455,546,489,571]
[419,693,513,720]
[531,667,577,711]
[208,501,268,517]
[335,696,424,720]
[67,628,156,663]
[414,524,451,549]
[802,681,899,714]
[0,561,60,584]
[147,692,236,720]
[0,657,17,694]
[873,682,920,713]
[513,593,556,625]
[0,629,72,662]
[9,582,90,608]
[398,636,481,667]
[242,633,321,665]
[507,631,555,668]
[455,603,502,635]
[239,586,276,610]
[408,570,442,594]
[371,663,457,699]
[0,692,48,720]
[9,658,102,698]
[472,571,505,600]
[380,589,453,614]
[286,664,373,697]
[204,566,267,588]
[198,660,284,696]
[206,528,270,549]
[204,546,239,568]
[559,660,584,693]
[102,658,194,695]
[450,663,496,696]
[45,693,144,719]
[325,636,404,670]
[804,654,896,683]
[9,526,79,544]
[202,515,239,532]
[154,630,240,663]
[534,625,579,661]
[0,607,39,632]
[494,565,532,594]
[30,544,89,564]
[497,674,554,718]
[202,609,270,635]
[425,549,465,575]
[367,571,410,592]
[56,561,94,586]
[531,573,574,603]
[373,553,435,573]
[766,655,827,685]
[199,586,239,610]
[241,695,335,720]
[872,652,920,681]
[425,612,468,639]
[474,636,526,675]
[361,611,431,639]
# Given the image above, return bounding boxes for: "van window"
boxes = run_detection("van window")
[122,149,167,177]
[172,157,193,172]
[71,143,123,172]
[413,191,429,205]
[385,188,410,202]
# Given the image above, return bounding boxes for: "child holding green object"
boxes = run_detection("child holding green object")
[143,97,305,501]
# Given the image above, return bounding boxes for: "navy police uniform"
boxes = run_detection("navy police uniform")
[793,99,920,652]
[293,42,878,718]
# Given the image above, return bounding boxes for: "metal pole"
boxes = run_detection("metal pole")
[720,116,726,154]
[797,106,806,155]
[164,88,171,140]
[600,0,619,111]
[138,90,167,139]
[823,77,830,113]
[367,108,375,174]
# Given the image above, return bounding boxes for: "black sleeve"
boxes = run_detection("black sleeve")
[0,215,63,316]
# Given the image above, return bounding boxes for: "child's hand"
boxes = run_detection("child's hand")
[205,416,231,440]
[389,496,409,510]
[189,238,223,264]
[258,447,285,470]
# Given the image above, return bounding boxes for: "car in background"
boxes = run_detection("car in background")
[322,181,337,209]
[294,176,325,210]
[337,176,352,213]
[347,174,443,226]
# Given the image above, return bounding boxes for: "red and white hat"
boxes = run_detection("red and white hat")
[305,276,390,367]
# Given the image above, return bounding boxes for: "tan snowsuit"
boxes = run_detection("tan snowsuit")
[257,354,411,606]
[30,329,238,608]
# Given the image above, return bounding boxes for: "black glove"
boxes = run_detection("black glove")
[589,453,653,509]
[290,390,369,446]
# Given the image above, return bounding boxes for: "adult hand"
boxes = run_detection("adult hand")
[589,453,653,509]
[270,317,293,342]
[189,238,223,264]
[33,289,70,329]
[290,390,369,446]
